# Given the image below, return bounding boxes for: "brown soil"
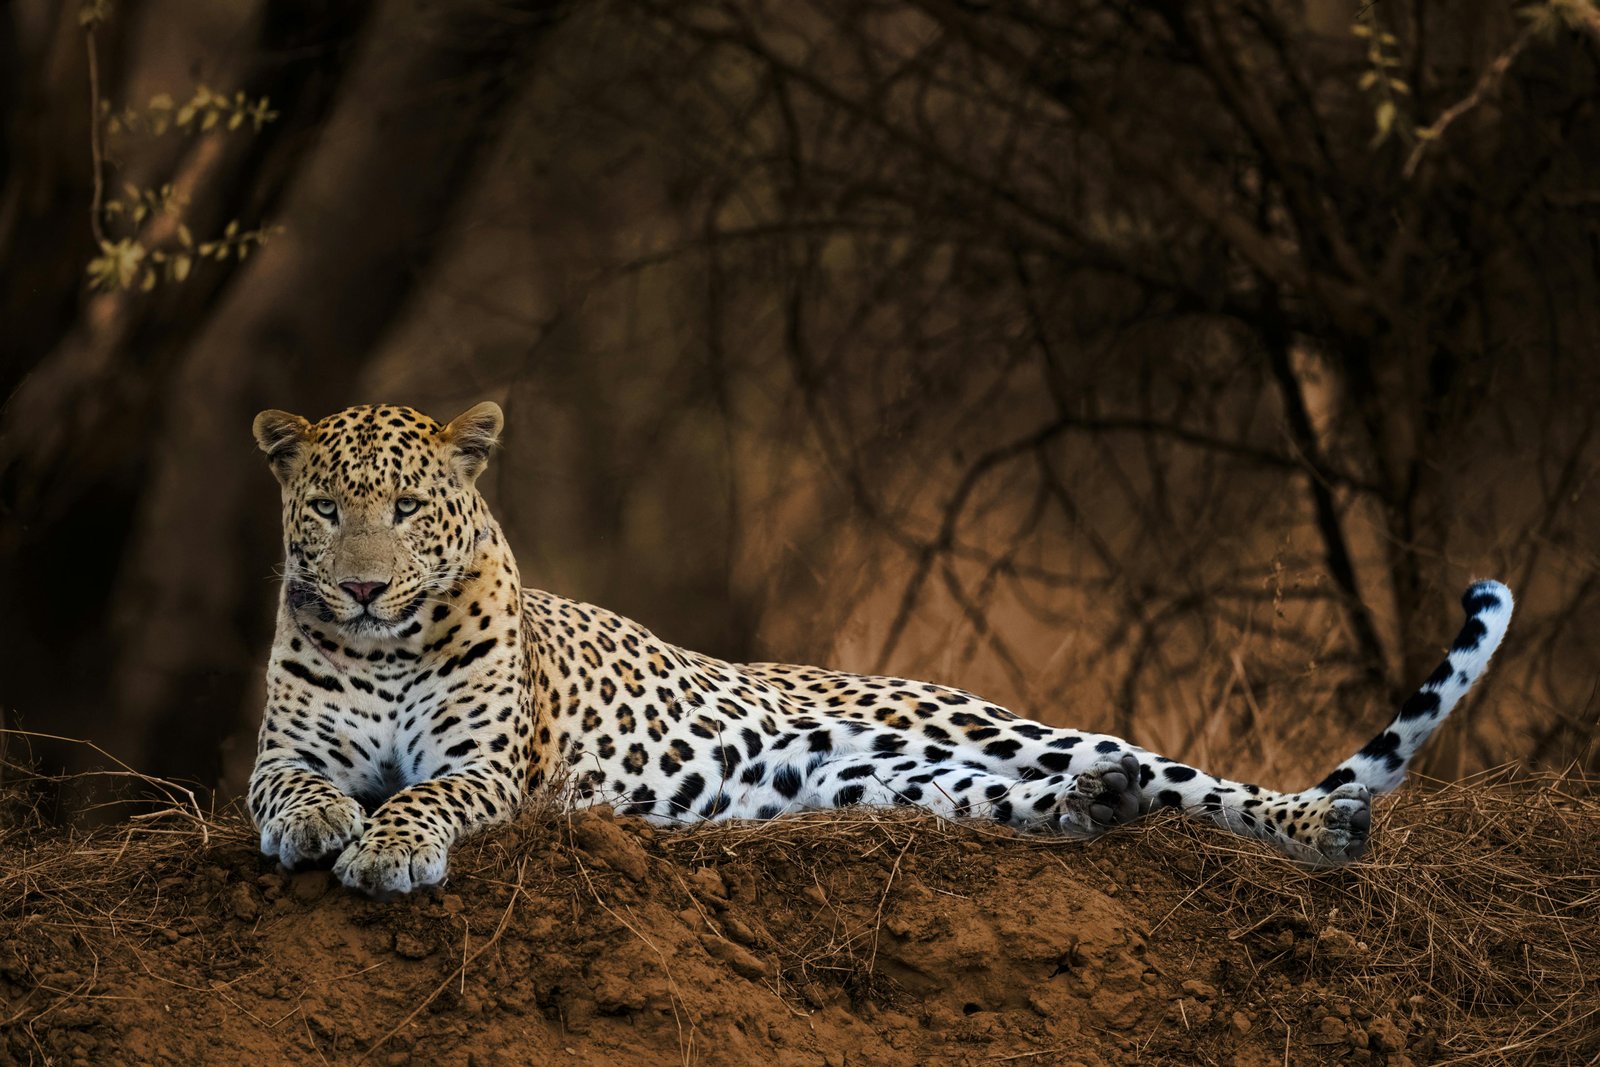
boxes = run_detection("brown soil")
[2,773,1596,1067]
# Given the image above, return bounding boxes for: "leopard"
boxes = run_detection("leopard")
[248,401,1514,897]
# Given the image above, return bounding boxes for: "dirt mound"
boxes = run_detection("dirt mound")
[2,773,1596,1066]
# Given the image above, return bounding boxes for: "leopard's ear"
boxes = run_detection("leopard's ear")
[441,402,503,483]
[252,409,312,483]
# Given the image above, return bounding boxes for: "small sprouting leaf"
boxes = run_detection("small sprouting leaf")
[149,92,174,111]
[1359,71,1378,90]
[77,0,113,27]
[172,254,192,281]
[139,268,157,292]
[1372,100,1397,146]
[224,219,239,238]
[178,223,194,247]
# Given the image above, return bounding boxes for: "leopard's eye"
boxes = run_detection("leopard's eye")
[309,498,338,519]
[395,497,422,518]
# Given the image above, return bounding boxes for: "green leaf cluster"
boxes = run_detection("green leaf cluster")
[1353,20,1412,148]
[102,181,184,226]
[103,86,278,138]
[86,219,280,293]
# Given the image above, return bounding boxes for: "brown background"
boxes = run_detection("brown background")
[2,0,1597,810]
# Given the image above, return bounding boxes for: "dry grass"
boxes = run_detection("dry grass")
[1132,767,1600,1064]
[656,805,962,1002]
[603,769,1600,1063]
[0,742,1596,1065]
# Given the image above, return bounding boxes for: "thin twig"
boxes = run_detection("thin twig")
[1403,25,1537,180]
[85,24,106,244]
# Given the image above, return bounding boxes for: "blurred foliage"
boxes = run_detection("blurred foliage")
[78,1,280,291]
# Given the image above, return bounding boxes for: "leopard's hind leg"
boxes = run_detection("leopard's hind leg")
[794,742,1352,859]
[786,751,1143,833]
[1135,764,1374,864]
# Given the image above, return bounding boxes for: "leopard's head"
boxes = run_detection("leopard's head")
[252,402,503,638]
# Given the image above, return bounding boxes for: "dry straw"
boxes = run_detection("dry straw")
[1,732,1595,1065]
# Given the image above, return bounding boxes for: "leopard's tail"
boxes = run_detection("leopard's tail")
[1310,580,1514,797]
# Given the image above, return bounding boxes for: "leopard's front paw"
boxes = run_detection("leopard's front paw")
[332,826,449,899]
[261,795,364,870]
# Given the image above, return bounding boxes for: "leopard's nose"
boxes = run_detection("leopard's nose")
[339,580,389,605]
